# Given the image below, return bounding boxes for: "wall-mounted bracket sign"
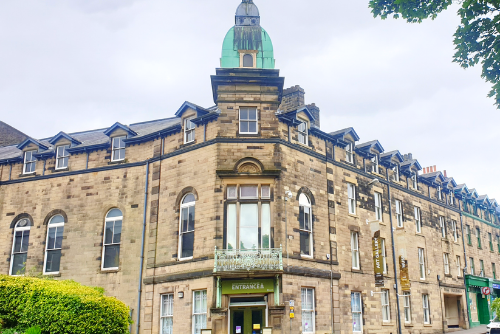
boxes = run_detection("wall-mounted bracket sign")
[400,256,411,291]
[372,230,384,287]
[221,279,274,295]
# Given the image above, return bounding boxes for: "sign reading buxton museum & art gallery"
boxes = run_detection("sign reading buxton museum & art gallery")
[221,279,274,295]
[399,256,411,291]
[372,230,384,287]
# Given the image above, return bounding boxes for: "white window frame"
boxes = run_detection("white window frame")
[301,288,315,334]
[439,217,446,238]
[452,220,458,242]
[9,219,31,276]
[101,209,123,270]
[411,174,418,190]
[395,200,403,228]
[351,231,360,270]
[393,165,400,182]
[381,238,387,274]
[299,194,313,258]
[418,248,426,280]
[179,194,196,261]
[43,215,65,275]
[450,193,455,206]
[470,257,475,275]
[375,192,383,222]
[371,155,379,174]
[423,294,431,324]
[493,263,497,279]
[297,120,308,146]
[346,143,354,163]
[381,290,391,322]
[55,145,70,170]
[415,206,422,233]
[403,291,411,323]
[184,116,196,144]
[351,292,363,333]
[23,150,37,174]
[111,136,126,162]
[161,294,174,334]
[480,260,485,277]
[192,290,207,334]
[348,183,356,215]
[239,107,258,135]
[444,253,450,275]
[457,256,461,277]
[437,186,442,200]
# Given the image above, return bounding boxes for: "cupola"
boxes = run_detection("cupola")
[220,0,275,69]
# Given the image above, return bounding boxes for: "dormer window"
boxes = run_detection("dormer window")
[243,54,254,67]
[239,107,258,134]
[111,136,126,162]
[437,186,442,200]
[449,193,455,206]
[393,165,400,182]
[56,145,70,170]
[23,150,37,174]
[345,143,354,163]
[184,117,196,144]
[371,155,379,174]
[298,120,308,146]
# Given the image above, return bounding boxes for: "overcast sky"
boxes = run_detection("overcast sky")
[1,0,498,198]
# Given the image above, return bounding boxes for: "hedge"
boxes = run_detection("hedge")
[0,275,131,334]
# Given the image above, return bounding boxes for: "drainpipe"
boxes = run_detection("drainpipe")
[136,161,150,334]
[326,141,334,334]
[9,164,12,181]
[85,151,89,170]
[386,168,403,334]
[459,200,471,328]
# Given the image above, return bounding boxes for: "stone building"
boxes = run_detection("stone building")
[1,1,499,334]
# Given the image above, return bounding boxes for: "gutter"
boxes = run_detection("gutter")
[136,162,150,334]
[460,200,472,328]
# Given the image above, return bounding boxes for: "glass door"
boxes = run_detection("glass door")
[230,307,264,334]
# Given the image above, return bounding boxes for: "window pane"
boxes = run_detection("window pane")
[181,232,194,258]
[14,231,23,253]
[188,206,195,231]
[181,207,188,233]
[104,221,114,244]
[47,227,56,250]
[240,108,248,120]
[248,108,257,120]
[45,249,61,273]
[107,209,123,218]
[227,204,237,250]
[55,226,64,249]
[183,194,195,204]
[240,204,258,227]
[12,253,27,275]
[302,311,313,332]
[161,318,173,334]
[300,231,311,256]
[194,314,206,334]
[227,186,237,199]
[194,290,207,313]
[240,204,258,249]
[248,121,257,133]
[304,207,311,231]
[240,121,249,133]
[21,230,30,253]
[261,185,270,198]
[261,203,271,249]
[103,244,120,268]
[240,185,258,198]
[113,221,122,244]
[351,293,361,312]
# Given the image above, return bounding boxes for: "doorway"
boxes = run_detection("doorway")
[476,293,490,324]
[228,296,267,334]
[444,295,460,328]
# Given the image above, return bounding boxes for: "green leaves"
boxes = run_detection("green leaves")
[0,275,131,334]
[370,0,500,107]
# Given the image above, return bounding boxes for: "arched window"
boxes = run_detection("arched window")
[299,194,313,257]
[10,218,31,275]
[102,209,123,270]
[44,215,65,274]
[179,194,195,260]
[243,54,253,67]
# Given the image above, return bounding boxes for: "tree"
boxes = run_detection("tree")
[369,0,500,108]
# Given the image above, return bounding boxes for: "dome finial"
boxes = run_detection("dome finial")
[235,0,260,26]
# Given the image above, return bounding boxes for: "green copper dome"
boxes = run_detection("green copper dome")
[220,0,275,69]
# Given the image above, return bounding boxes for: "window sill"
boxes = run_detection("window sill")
[237,133,260,137]
[445,274,452,278]
[101,268,120,273]
[415,232,423,236]
[180,140,196,148]
[52,168,69,173]
[348,213,359,219]
[382,322,394,326]
[378,221,386,226]
[109,159,127,165]
[44,272,61,277]
[351,269,362,273]
[370,172,385,179]
[424,324,433,327]
[178,257,194,262]
[19,172,36,178]
[404,324,414,327]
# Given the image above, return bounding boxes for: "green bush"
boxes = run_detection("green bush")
[0,275,131,334]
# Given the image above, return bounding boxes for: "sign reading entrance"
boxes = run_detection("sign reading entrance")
[400,256,411,291]
[222,279,274,295]
[372,231,384,287]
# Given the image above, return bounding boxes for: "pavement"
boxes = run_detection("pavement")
[450,325,488,334]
